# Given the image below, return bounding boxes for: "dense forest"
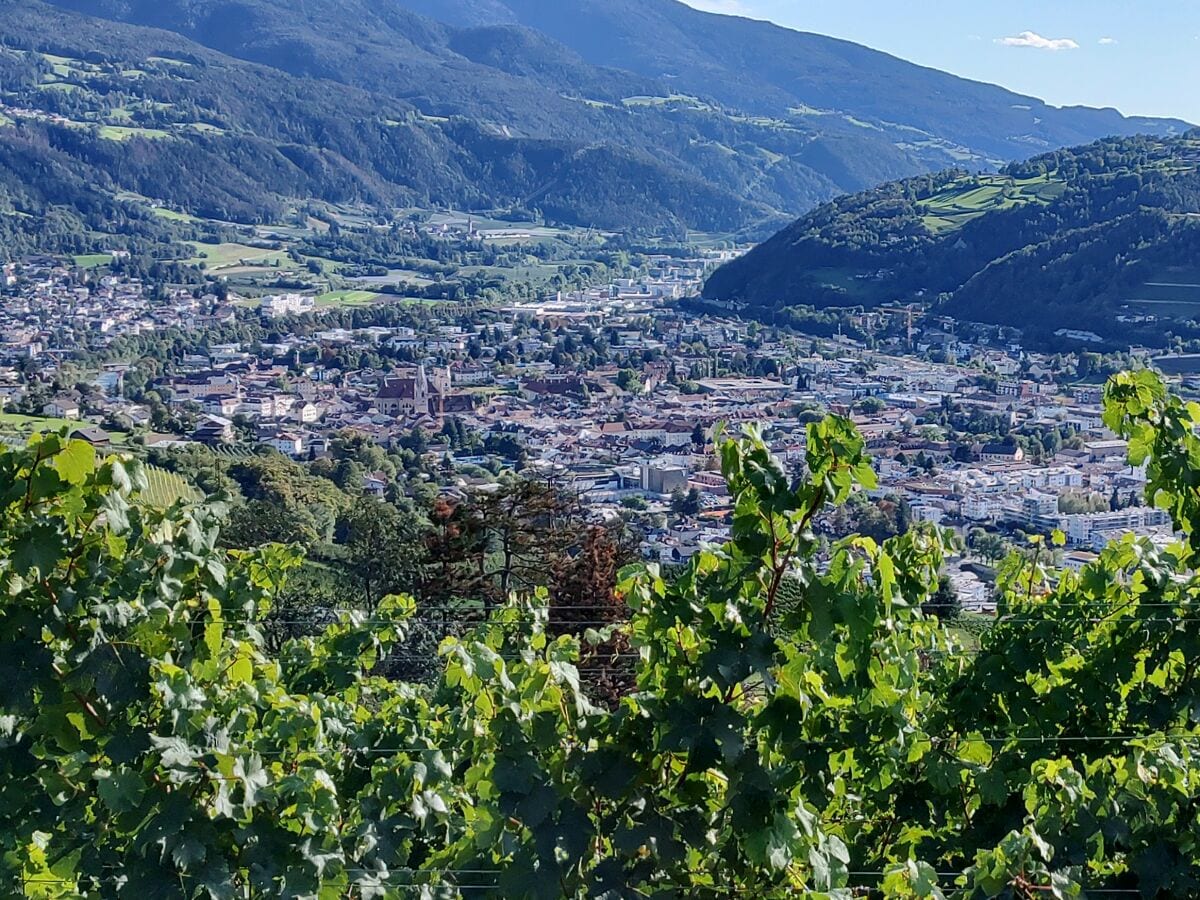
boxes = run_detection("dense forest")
[5,372,1200,895]
[0,129,194,257]
[50,0,1188,177]
[704,133,1200,345]
[0,1,777,235]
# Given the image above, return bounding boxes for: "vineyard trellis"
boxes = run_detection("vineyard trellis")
[2,372,1200,896]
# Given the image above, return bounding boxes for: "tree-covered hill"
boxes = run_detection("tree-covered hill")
[23,0,1192,235]
[0,1,775,236]
[6,372,1200,894]
[0,128,191,258]
[704,133,1200,345]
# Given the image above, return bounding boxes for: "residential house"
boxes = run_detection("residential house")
[980,443,1025,464]
[193,415,234,445]
[70,427,111,448]
[43,394,81,420]
[268,431,305,458]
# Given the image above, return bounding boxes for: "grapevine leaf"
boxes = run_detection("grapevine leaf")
[52,441,96,487]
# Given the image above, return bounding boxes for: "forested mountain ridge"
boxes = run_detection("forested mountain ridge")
[394,0,1190,162]
[14,0,1190,236]
[704,133,1200,345]
[0,1,771,238]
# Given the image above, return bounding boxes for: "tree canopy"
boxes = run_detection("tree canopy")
[704,132,1200,347]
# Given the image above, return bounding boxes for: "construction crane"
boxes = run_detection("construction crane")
[874,304,926,349]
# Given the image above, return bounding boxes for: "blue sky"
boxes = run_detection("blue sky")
[681,0,1200,124]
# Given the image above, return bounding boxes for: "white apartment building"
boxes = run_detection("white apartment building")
[1064,507,1171,545]
[963,494,1002,521]
[261,293,315,319]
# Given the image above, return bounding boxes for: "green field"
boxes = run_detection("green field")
[98,125,173,141]
[43,53,84,77]
[458,263,559,282]
[52,196,640,309]
[947,611,993,650]
[297,254,346,273]
[187,242,291,270]
[74,254,112,269]
[571,97,618,110]
[685,231,734,249]
[621,94,710,109]
[917,145,1197,237]
[24,51,218,146]
[42,51,166,84]
[317,290,381,307]
[423,210,540,231]
[919,173,1065,235]
[360,269,435,288]
[151,206,200,223]
[0,413,88,435]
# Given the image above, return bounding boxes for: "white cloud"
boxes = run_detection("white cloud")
[1098,36,1118,45]
[995,31,1080,51]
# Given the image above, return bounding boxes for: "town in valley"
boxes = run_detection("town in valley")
[0,214,1179,618]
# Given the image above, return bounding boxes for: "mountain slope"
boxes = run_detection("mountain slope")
[31,0,860,224]
[0,127,187,260]
[394,0,1191,162]
[703,133,1200,346]
[0,0,777,233]
[38,0,1191,230]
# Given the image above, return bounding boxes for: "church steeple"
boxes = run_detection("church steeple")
[416,365,429,407]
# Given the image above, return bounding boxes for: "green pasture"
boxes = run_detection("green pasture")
[187,242,291,270]
[74,254,112,269]
[0,413,83,434]
[317,290,381,308]
[98,125,173,141]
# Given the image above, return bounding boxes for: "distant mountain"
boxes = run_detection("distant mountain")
[703,133,1200,346]
[23,0,1190,236]
[399,0,1190,161]
[0,0,772,236]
